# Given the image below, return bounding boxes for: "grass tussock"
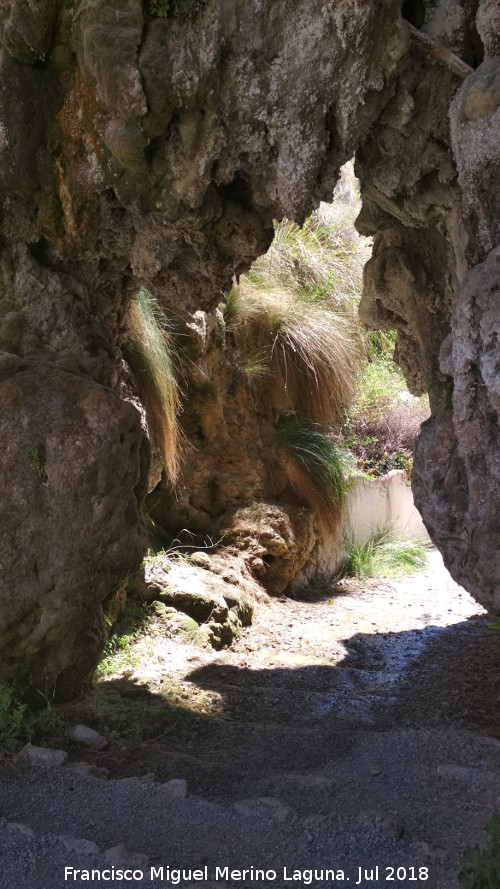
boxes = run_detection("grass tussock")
[226,217,364,424]
[341,531,429,579]
[275,418,346,535]
[126,288,181,486]
[248,216,367,305]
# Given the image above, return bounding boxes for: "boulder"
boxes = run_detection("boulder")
[0,354,145,700]
[138,556,255,648]
[219,503,316,595]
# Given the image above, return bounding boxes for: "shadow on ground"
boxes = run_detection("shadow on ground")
[61,612,500,800]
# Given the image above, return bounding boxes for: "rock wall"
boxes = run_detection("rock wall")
[413,37,500,609]
[0,0,407,697]
[355,0,500,611]
[0,0,498,696]
[0,353,145,700]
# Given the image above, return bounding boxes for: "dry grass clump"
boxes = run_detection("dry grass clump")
[246,215,368,308]
[227,217,365,424]
[125,288,181,486]
[225,190,370,530]
[232,280,362,422]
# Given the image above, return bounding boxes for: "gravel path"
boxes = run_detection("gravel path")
[1,550,499,889]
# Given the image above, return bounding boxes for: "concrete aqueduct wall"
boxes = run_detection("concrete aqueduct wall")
[294,471,429,585]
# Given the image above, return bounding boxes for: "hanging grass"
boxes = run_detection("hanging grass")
[341,531,429,579]
[235,281,362,422]
[274,418,346,535]
[125,288,181,486]
[225,220,363,425]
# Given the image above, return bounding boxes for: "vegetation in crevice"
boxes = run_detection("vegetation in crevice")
[274,417,346,535]
[225,217,364,424]
[125,287,182,487]
[458,815,500,889]
[147,0,206,22]
[0,681,65,751]
[96,598,152,680]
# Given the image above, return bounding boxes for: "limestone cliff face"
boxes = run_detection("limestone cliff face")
[0,0,498,696]
[354,0,500,611]
[0,0,407,697]
[413,6,500,610]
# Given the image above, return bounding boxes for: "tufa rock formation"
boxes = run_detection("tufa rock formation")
[0,0,498,698]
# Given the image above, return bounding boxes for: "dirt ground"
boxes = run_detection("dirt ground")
[1,549,500,889]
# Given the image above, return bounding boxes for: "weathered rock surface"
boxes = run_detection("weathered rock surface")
[219,503,317,596]
[0,0,499,693]
[0,0,411,690]
[135,555,255,648]
[355,0,500,610]
[0,352,144,699]
[412,1,500,611]
[144,306,319,591]
[146,306,281,539]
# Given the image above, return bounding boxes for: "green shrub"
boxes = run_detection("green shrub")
[0,682,64,751]
[0,683,29,749]
[96,599,151,679]
[148,0,170,16]
[342,359,430,475]
[340,531,429,579]
[147,0,204,21]
[125,288,182,486]
[274,418,346,534]
[458,816,500,889]
[350,359,406,423]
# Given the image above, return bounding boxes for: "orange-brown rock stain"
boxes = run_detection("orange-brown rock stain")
[41,68,105,252]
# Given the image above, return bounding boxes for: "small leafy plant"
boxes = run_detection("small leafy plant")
[26,443,48,483]
[147,0,204,21]
[148,0,170,16]
[0,683,29,749]
[0,682,64,751]
[458,816,500,889]
[95,600,151,679]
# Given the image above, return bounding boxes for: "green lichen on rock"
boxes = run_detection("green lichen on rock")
[146,0,205,21]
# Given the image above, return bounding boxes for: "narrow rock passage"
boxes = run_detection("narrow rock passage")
[1,550,499,889]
